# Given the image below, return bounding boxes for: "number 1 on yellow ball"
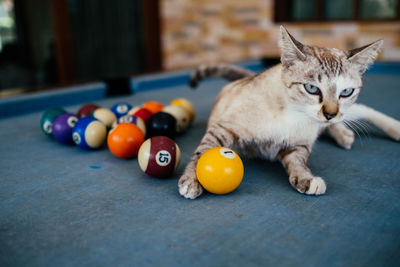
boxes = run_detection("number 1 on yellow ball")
[196,147,244,195]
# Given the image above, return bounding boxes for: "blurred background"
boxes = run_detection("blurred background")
[0,0,399,95]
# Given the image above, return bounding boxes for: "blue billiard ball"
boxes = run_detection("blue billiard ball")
[110,102,132,118]
[72,117,107,150]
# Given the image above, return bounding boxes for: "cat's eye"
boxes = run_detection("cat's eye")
[340,88,355,98]
[303,84,320,95]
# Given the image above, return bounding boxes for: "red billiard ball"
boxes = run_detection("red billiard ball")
[77,103,100,118]
[138,136,181,178]
[128,107,152,123]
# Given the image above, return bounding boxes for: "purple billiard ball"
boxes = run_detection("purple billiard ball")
[52,113,78,145]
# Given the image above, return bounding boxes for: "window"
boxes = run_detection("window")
[0,0,16,52]
[275,0,400,22]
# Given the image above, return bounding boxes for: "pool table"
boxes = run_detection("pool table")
[1,60,399,266]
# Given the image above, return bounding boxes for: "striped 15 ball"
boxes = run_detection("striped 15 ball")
[138,136,181,178]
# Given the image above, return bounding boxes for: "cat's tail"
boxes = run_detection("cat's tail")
[189,63,255,88]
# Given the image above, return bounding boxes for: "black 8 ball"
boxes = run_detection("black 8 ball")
[146,112,177,139]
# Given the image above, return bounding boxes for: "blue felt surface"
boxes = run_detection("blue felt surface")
[129,59,265,93]
[0,82,108,118]
[0,67,399,267]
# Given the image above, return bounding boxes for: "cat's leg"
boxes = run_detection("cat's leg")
[327,123,355,149]
[349,104,400,141]
[178,123,237,199]
[277,145,326,195]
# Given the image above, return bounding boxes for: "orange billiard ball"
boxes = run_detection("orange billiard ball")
[107,123,145,158]
[143,101,164,114]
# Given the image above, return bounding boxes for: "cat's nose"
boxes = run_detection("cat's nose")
[323,111,337,120]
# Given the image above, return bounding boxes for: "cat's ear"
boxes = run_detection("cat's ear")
[279,26,306,67]
[347,40,383,74]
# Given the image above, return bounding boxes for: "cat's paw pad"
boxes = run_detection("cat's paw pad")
[336,127,355,149]
[306,177,327,195]
[387,120,400,141]
[178,175,203,199]
[290,176,326,195]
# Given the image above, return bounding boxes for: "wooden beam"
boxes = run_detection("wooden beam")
[315,0,324,20]
[50,0,76,83]
[354,0,361,20]
[142,0,162,72]
[397,0,400,20]
[274,0,292,22]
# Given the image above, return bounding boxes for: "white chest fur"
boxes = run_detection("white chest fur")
[242,110,322,160]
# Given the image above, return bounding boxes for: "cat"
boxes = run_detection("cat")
[178,26,400,199]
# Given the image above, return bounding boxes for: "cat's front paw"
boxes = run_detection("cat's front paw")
[386,120,400,141]
[335,127,355,149]
[290,175,326,195]
[178,174,204,199]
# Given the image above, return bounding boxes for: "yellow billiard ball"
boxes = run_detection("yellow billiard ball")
[196,147,244,195]
[162,105,190,133]
[170,98,195,123]
[93,108,116,129]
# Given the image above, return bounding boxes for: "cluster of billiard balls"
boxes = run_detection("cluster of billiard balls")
[40,98,195,178]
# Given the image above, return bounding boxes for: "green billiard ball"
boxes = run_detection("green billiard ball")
[40,107,66,137]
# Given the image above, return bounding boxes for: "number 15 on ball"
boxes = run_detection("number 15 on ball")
[138,136,181,178]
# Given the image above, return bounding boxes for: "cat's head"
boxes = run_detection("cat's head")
[279,26,383,124]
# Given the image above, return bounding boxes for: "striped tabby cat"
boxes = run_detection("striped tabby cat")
[179,26,400,199]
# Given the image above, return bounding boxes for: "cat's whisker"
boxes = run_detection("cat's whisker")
[343,120,367,146]
[351,120,370,137]
[343,120,361,138]
[355,119,373,133]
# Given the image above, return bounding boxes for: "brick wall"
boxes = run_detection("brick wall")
[160,0,400,70]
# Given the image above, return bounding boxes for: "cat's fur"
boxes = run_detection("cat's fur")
[178,26,400,199]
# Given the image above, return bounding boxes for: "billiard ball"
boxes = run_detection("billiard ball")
[128,107,152,123]
[40,107,66,137]
[170,98,195,123]
[138,136,181,178]
[146,112,177,139]
[72,117,107,149]
[77,103,100,118]
[113,114,146,136]
[196,147,244,194]
[107,123,145,158]
[110,102,132,118]
[93,108,116,129]
[143,101,164,114]
[162,105,190,133]
[52,113,78,145]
